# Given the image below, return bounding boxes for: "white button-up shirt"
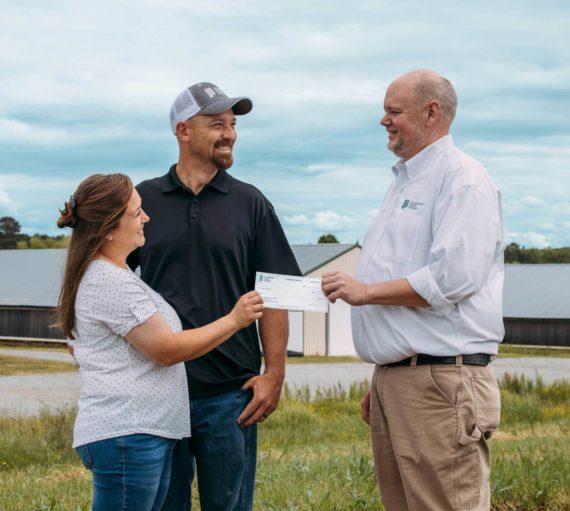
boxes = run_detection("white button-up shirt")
[352,135,504,365]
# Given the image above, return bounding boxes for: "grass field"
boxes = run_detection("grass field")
[0,343,68,351]
[0,355,77,376]
[2,342,570,365]
[292,345,570,363]
[497,345,570,358]
[0,376,568,510]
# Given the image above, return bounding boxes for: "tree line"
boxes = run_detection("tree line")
[504,243,570,263]
[2,218,570,261]
[0,216,69,249]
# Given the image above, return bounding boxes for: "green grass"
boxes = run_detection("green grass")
[0,355,76,376]
[286,355,361,364]
[1,376,569,510]
[0,343,68,351]
[492,436,570,511]
[1,342,570,360]
[498,344,570,358]
[287,344,570,361]
[291,345,570,362]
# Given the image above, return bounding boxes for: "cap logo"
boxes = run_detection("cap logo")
[170,82,251,135]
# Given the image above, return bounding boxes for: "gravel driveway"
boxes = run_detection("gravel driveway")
[1,348,569,417]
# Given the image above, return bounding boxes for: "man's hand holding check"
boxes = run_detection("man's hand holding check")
[321,271,368,305]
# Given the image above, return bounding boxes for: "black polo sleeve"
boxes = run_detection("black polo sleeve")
[252,202,302,281]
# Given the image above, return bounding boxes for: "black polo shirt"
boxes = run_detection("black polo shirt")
[127,165,301,398]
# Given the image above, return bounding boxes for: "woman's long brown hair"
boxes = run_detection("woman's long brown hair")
[56,174,133,339]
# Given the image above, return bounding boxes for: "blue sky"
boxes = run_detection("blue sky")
[1,0,569,247]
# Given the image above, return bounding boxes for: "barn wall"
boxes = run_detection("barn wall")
[0,306,65,340]
[504,318,570,347]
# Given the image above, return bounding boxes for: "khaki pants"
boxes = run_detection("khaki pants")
[370,362,500,511]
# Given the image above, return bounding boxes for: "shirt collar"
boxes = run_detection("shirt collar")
[391,134,454,179]
[160,164,231,195]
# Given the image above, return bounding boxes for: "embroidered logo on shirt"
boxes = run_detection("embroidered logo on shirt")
[401,200,424,210]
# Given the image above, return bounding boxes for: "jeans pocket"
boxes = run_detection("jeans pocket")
[471,376,501,438]
[453,449,481,509]
[75,445,93,470]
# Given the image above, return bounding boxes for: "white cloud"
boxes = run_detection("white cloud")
[0,118,71,145]
[539,222,558,231]
[313,210,356,230]
[303,163,339,174]
[0,117,137,146]
[0,0,568,246]
[285,209,374,232]
[519,196,544,207]
[285,214,310,225]
[0,174,80,192]
[507,231,550,248]
[553,202,570,214]
[464,138,570,160]
[0,187,15,210]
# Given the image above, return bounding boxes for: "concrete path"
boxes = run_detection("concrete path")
[1,348,569,417]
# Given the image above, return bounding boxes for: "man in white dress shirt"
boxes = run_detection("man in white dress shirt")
[322,69,504,510]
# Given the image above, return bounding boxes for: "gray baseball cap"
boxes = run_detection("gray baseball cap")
[169,82,253,135]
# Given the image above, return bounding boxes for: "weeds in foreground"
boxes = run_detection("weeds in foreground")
[0,374,569,510]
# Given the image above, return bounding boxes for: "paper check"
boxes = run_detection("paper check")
[255,272,329,313]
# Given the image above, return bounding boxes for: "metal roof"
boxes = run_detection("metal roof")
[0,249,66,307]
[502,264,570,319]
[291,244,360,274]
[0,246,361,307]
[1,248,569,319]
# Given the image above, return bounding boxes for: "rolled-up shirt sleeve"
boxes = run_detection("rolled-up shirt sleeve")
[81,275,158,337]
[407,183,502,316]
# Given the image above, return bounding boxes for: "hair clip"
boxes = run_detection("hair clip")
[69,195,76,209]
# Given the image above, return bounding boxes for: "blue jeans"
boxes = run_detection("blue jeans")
[162,389,257,511]
[76,434,176,511]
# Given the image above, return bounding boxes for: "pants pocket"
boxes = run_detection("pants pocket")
[427,365,462,406]
[75,445,92,470]
[471,376,501,438]
[453,449,481,510]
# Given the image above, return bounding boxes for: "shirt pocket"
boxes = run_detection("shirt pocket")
[376,209,424,264]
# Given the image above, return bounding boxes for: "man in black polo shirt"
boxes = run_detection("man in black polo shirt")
[127,82,301,511]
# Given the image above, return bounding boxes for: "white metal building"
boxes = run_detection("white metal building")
[2,248,569,350]
[288,244,361,356]
[0,245,363,354]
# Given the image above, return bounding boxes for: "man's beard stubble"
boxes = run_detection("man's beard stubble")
[213,153,234,170]
[212,138,234,170]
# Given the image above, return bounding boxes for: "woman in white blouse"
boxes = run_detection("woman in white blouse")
[56,173,263,511]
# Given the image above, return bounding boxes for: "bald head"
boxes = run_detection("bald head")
[381,69,457,161]
[396,69,458,125]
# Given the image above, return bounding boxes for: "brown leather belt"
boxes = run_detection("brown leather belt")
[382,353,493,368]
